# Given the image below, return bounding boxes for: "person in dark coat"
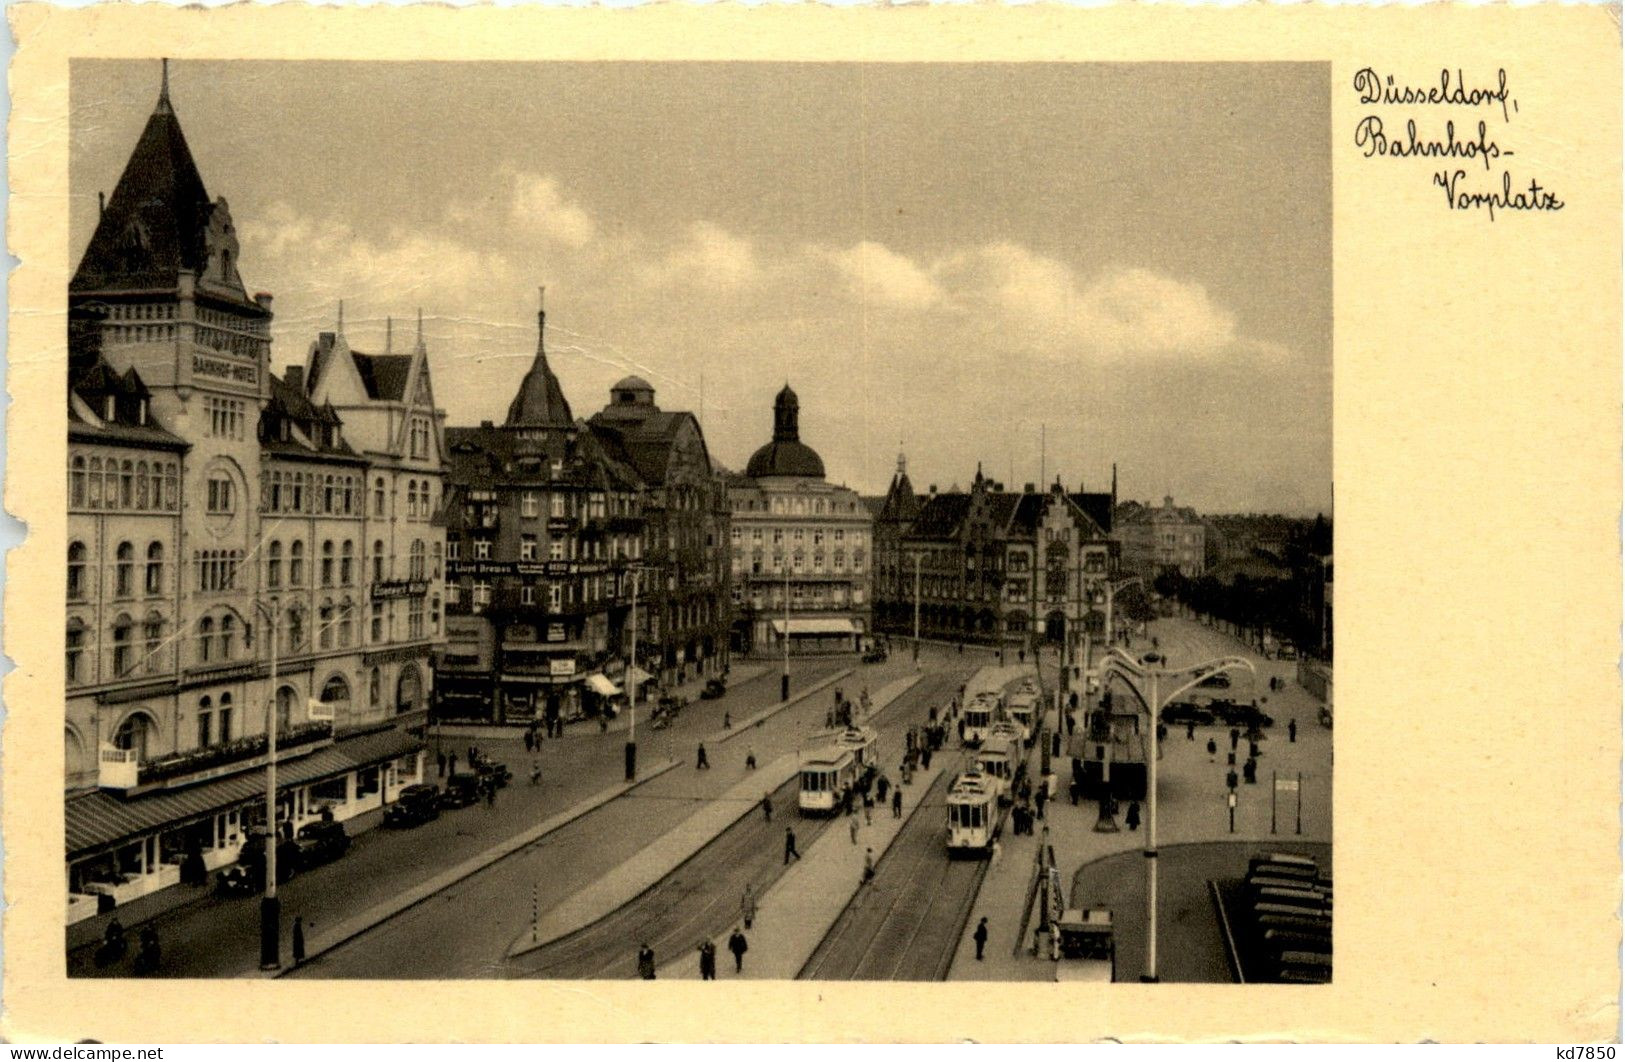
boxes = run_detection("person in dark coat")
[972,917,989,960]
[1288,718,1298,743]
[784,826,801,864]
[448,752,458,777]
[697,743,710,770]
[1186,721,1196,741]
[437,751,447,777]
[292,916,306,965]
[762,793,773,822]
[698,940,717,980]
[1125,801,1141,831]
[1230,727,1241,751]
[727,927,749,973]
[637,943,656,979]
[862,848,875,886]
[1226,767,1239,790]
[1207,738,1218,761]
[876,774,890,803]
[892,787,903,818]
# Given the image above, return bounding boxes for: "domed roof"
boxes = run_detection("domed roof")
[746,439,825,479]
[744,382,825,479]
[612,375,654,393]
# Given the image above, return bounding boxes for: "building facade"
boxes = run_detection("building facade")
[727,386,872,655]
[438,308,648,725]
[588,376,731,687]
[64,67,435,923]
[1113,495,1206,579]
[873,463,1118,651]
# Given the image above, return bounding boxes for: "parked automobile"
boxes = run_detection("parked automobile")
[474,759,512,789]
[440,773,482,809]
[1160,701,1216,727]
[700,677,727,700]
[237,831,300,885]
[384,783,442,828]
[1197,673,1232,689]
[1209,698,1274,729]
[293,821,351,867]
[862,647,888,664]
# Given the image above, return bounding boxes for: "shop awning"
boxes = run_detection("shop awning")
[626,666,655,685]
[584,674,620,696]
[770,618,859,636]
[66,726,423,861]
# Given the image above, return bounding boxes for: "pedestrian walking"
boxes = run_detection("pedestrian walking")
[530,760,543,786]
[892,787,903,818]
[849,816,860,845]
[876,774,890,803]
[698,940,717,980]
[921,746,932,770]
[862,847,875,886]
[637,943,656,980]
[724,711,732,729]
[1288,718,1297,743]
[523,730,534,754]
[1207,737,1218,762]
[863,792,873,825]
[746,748,757,770]
[1226,767,1239,790]
[972,917,989,961]
[697,743,710,769]
[1125,800,1141,831]
[1036,784,1048,820]
[741,883,757,929]
[1186,721,1196,741]
[1229,727,1241,751]
[762,793,773,822]
[727,927,749,973]
[784,825,801,864]
[437,751,447,777]
[292,916,306,966]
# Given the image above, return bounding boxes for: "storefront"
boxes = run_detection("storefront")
[66,724,424,923]
[766,617,864,655]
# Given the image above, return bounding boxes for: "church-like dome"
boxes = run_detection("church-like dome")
[745,384,825,479]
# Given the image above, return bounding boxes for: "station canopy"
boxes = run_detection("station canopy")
[770,618,859,636]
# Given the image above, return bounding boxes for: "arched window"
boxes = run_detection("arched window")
[88,457,104,507]
[197,696,214,748]
[145,542,164,595]
[373,540,385,583]
[66,619,85,684]
[164,463,178,509]
[374,478,386,517]
[276,686,297,732]
[320,675,351,724]
[70,456,87,507]
[143,613,163,673]
[340,540,354,585]
[289,541,305,586]
[396,665,423,715]
[218,692,234,742]
[67,542,87,600]
[197,616,214,663]
[219,614,235,659]
[111,614,133,676]
[267,541,283,589]
[112,712,153,759]
[115,541,134,598]
[410,540,426,580]
[324,475,336,514]
[321,540,335,587]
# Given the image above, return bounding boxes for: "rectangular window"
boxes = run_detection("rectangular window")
[197,711,213,749]
[550,494,566,519]
[520,585,536,606]
[473,540,491,560]
[550,538,565,561]
[548,583,563,612]
[473,581,492,610]
[447,540,461,561]
[371,602,384,643]
[207,477,234,514]
[408,598,425,639]
[520,535,538,562]
[521,493,540,518]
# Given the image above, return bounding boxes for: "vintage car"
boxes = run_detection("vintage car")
[440,773,483,809]
[293,821,351,867]
[1159,701,1216,727]
[861,646,888,664]
[700,677,727,700]
[237,831,300,886]
[1197,672,1232,689]
[473,758,513,789]
[384,783,442,828]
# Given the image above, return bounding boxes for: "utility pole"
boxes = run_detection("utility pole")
[627,568,638,781]
[912,552,922,667]
[781,553,791,701]
[257,599,281,971]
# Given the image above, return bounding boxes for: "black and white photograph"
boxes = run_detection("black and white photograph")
[60,57,1335,985]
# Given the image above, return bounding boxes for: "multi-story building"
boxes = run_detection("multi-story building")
[1113,495,1206,579]
[726,385,871,655]
[439,307,646,725]
[588,376,730,687]
[873,463,1117,652]
[63,66,434,923]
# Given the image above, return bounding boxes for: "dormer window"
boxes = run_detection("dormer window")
[103,396,116,421]
[137,400,148,426]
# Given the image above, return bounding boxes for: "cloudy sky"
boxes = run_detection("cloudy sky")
[71,60,1330,513]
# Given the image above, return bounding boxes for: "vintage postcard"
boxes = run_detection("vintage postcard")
[3,2,1619,1044]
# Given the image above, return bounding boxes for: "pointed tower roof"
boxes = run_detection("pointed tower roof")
[504,299,574,429]
[879,451,921,523]
[71,61,218,295]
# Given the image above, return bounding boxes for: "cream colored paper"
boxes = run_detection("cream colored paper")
[5,3,1620,1043]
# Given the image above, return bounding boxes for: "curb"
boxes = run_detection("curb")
[269,666,855,976]
[708,667,853,746]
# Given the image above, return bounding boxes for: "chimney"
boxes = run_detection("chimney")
[254,293,273,311]
[929,484,937,494]
[1024,482,1035,494]
[480,419,494,429]
[98,191,105,217]
[284,365,305,393]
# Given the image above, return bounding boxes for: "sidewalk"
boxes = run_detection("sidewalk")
[657,679,941,981]
[594,662,772,736]
[511,671,917,960]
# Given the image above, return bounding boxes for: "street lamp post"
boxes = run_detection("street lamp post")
[253,598,281,971]
[1103,646,1254,983]
[781,555,791,701]
[626,566,640,781]
[912,552,922,667]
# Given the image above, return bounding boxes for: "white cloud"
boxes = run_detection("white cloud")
[644,221,764,291]
[823,240,944,309]
[508,172,597,249]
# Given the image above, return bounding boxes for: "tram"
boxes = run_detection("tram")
[962,693,1001,747]
[975,734,1021,801]
[945,769,999,856]
[834,725,879,769]
[798,747,859,815]
[1003,692,1039,745]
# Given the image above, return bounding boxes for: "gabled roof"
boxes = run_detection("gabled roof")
[587,407,708,489]
[351,353,414,402]
[910,493,972,538]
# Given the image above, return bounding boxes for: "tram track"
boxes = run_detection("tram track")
[508,668,968,979]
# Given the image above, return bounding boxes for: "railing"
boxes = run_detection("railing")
[132,721,333,787]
